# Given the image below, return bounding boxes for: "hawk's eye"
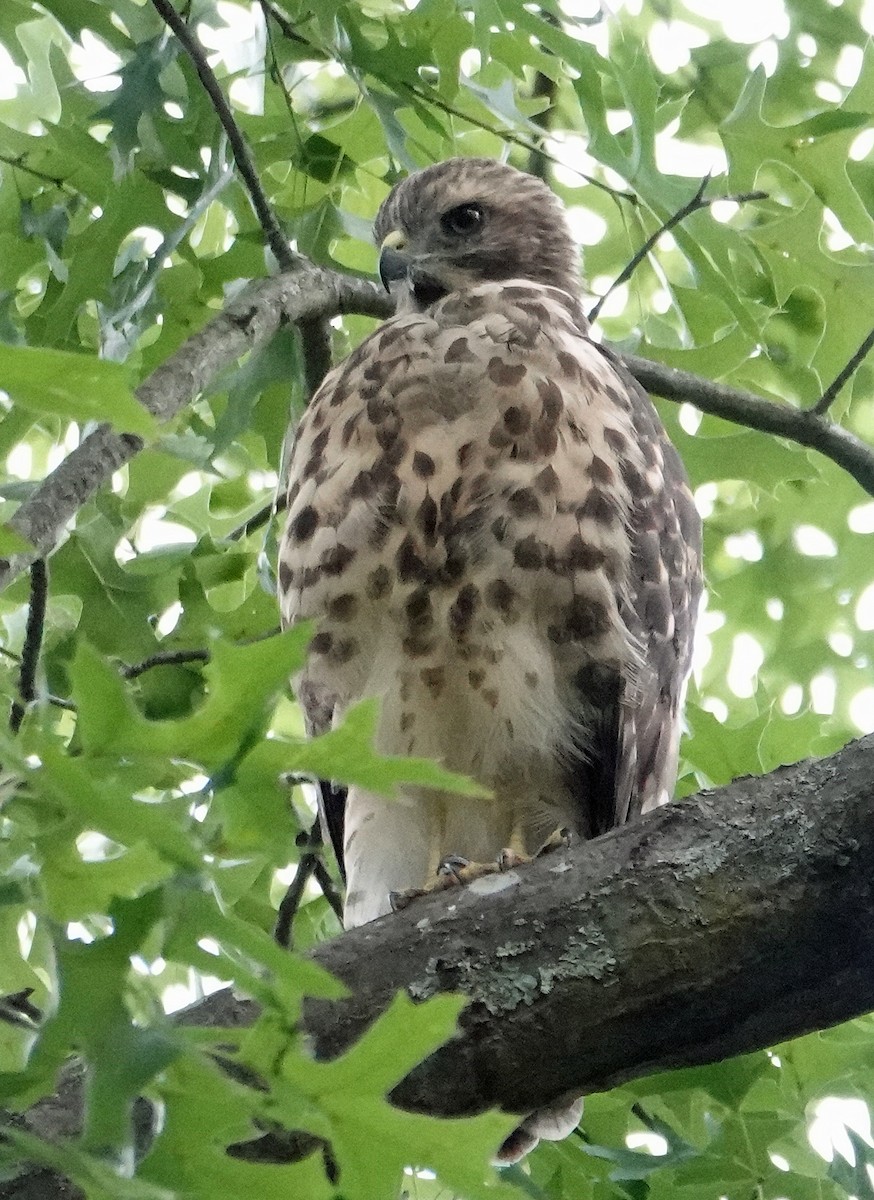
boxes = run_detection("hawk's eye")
[440,203,484,236]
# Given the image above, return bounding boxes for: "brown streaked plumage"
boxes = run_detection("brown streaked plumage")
[278,157,702,1161]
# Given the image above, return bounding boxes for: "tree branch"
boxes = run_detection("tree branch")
[9,560,48,734]
[274,819,343,948]
[150,0,296,274]
[622,350,874,495]
[5,734,874,1195]
[587,180,768,324]
[149,0,332,395]
[4,263,874,598]
[0,269,390,593]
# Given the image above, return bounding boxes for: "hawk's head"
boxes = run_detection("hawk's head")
[374,158,580,313]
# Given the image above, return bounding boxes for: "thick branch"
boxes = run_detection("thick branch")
[305,734,874,1117]
[6,734,874,1196]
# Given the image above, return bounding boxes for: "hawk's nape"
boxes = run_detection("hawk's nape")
[277,156,702,1162]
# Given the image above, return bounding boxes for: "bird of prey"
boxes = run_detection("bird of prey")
[278,156,702,1159]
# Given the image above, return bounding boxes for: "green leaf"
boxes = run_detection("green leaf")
[0,344,155,435]
[71,628,311,771]
[275,992,518,1200]
[265,697,491,798]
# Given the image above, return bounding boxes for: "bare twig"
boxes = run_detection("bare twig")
[0,154,82,199]
[260,0,321,50]
[587,180,768,323]
[149,0,297,273]
[312,857,344,924]
[149,0,332,396]
[226,494,287,542]
[275,820,343,947]
[9,560,48,734]
[813,326,874,415]
[120,649,211,680]
[274,823,321,948]
[401,78,635,202]
[0,990,41,1030]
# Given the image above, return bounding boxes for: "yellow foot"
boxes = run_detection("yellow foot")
[497,826,572,871]
[389,855,501,912]
[389,830,572,912]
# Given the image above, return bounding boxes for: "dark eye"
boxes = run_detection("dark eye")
[440,203,484,236]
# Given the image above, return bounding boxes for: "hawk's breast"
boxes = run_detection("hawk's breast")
[279,283,649,797]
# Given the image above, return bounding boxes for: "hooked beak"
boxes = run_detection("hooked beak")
[378,230,410,292]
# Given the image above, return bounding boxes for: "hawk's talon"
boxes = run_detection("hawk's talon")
[437,854,470,882]
[540,826,573,854]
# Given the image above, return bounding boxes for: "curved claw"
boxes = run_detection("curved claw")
[437,854,470,883]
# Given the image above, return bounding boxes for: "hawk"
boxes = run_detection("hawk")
[278,157,702,1159]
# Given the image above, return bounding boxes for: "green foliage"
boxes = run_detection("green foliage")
[0,0,873,1197]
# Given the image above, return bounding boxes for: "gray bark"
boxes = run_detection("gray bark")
[3,734,874,1196]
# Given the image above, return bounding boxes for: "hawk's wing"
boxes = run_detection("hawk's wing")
[584,348,702,833]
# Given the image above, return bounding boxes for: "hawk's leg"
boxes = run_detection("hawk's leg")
[388,826,572,912]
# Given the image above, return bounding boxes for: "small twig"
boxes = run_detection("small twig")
[121,648,210,680]
[253,0,334,395]
[149,0,298,274]
[149,1,335,397]
[400,78,635,202]
[0,989,42,1029]
[275,817,344,947]
[260,0,320,50]
[312,857,344,925]
[813,326,874,415]
[274,854,317,948]
[275,821,321,948]
[587,181,768,323]
[9,560,48,734]
[120,627,281,681]
[226,493,287,542]
[0,153,82,199]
